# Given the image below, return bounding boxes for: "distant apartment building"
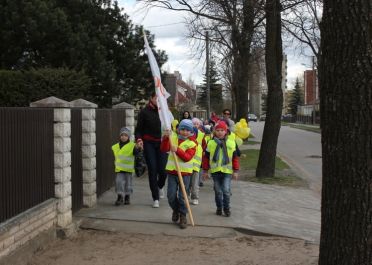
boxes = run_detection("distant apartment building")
[298,69,319,116]
[304,70,318,105]
[248,49,287,117]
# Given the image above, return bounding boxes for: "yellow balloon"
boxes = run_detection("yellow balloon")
[235,122,243,129]
[171,119,179,132]
[236,127,250,140]
[235,136,243,146]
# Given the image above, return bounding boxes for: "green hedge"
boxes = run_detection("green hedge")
[0,68,91,107]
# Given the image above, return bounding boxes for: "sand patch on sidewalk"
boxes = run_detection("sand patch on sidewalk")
[26,229,318,265]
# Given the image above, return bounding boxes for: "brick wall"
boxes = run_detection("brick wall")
[0,199,57,259]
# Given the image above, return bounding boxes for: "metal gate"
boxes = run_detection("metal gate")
[71,109,83,213]
[0,108,54,222]
[96,109,126,196]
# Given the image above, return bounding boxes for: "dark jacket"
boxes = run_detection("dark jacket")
[135,103,162,142]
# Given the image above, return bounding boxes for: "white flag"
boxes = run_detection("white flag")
[143,32,174,130]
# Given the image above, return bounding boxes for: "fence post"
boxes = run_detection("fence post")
[30,97,72,228]
[70,99,97,207]
[113,102,135,140]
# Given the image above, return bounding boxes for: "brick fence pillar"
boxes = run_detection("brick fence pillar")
[70,99,97,207]
[113,102,135,140]
[30,97,72,228]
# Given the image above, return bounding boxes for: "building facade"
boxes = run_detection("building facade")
[163,71,196,107]
[304,69,318,105]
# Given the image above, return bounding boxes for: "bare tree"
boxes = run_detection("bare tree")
[138,0,266,120]
[255,0,283,178]
[282,0,322,60]
[218,52,235,115]
[318,1,372,264]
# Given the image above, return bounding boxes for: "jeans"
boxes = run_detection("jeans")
[115,172,133,196]
[143,141,168,200]
[212,172,232,210]
[167,174,191,216]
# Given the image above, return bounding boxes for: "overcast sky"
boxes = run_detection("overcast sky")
[119,0,311,89]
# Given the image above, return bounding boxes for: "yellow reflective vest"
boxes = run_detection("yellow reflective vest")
[166,133,197,174]
[193,130,205,172]
[207,138,236,174]
[112,142,136,173]
[228,131,236,141]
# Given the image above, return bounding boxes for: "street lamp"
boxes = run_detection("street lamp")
[205,31,210,118]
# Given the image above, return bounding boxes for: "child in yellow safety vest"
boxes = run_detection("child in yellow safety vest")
[112,127,143,206]
[160,119,197,229]
[189,117,206,205]
[202,121,239,217]
[199,124,212,187]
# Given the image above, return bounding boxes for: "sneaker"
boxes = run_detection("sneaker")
[153,200,159,208]
[191,199,199,205]
[172,211,179,223]
[223,208,231,217]
[179,214,187,229]
[216,208,222,216]
[159,188,165,199]
[124,195,130,205]
[115,195,123,206]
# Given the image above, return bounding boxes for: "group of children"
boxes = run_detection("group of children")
[112,117,240,229]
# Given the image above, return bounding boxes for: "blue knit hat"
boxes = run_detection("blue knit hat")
[178,119,194,132]
[119,127,131,138]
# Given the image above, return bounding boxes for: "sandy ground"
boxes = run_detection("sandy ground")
[26,229,319,265]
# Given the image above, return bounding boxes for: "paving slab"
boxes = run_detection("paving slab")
[76,176,320,243]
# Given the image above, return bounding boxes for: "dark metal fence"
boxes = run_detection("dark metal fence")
[96,109,126,196]
[282,114,320,125]
[0,108,54,223]
[71,109,83,213]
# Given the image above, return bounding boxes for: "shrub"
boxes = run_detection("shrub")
[0,68,91,106]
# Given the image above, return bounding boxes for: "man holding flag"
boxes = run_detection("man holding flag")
[140,31,195,226]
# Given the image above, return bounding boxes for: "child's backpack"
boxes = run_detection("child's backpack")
[134,150,146,177]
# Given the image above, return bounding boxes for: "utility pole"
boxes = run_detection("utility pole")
[312,56,316,124]
[206,31,210,118]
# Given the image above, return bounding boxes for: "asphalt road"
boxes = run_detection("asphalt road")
[249,121,322,196]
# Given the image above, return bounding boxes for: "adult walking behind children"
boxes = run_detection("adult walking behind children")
[112,127,143,206]
[135,92,168,208]
[202,121,239,217]
[160,119,197,229]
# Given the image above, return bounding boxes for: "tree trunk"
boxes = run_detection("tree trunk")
[235,50,250,120]
[318,1,372,264]
[232,0,255,120]
[256,0,283,178]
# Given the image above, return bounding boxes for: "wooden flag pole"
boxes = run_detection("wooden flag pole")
[170,137,195,226]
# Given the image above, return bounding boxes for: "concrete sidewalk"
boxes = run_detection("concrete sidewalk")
[76,175,320,243]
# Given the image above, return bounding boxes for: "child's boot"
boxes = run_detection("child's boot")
[216,208,222,216]
[179,214,187,229]
[223,208,231,217]
[124,195,130,205]
[172,211,179,223]
[115,195,123,206]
